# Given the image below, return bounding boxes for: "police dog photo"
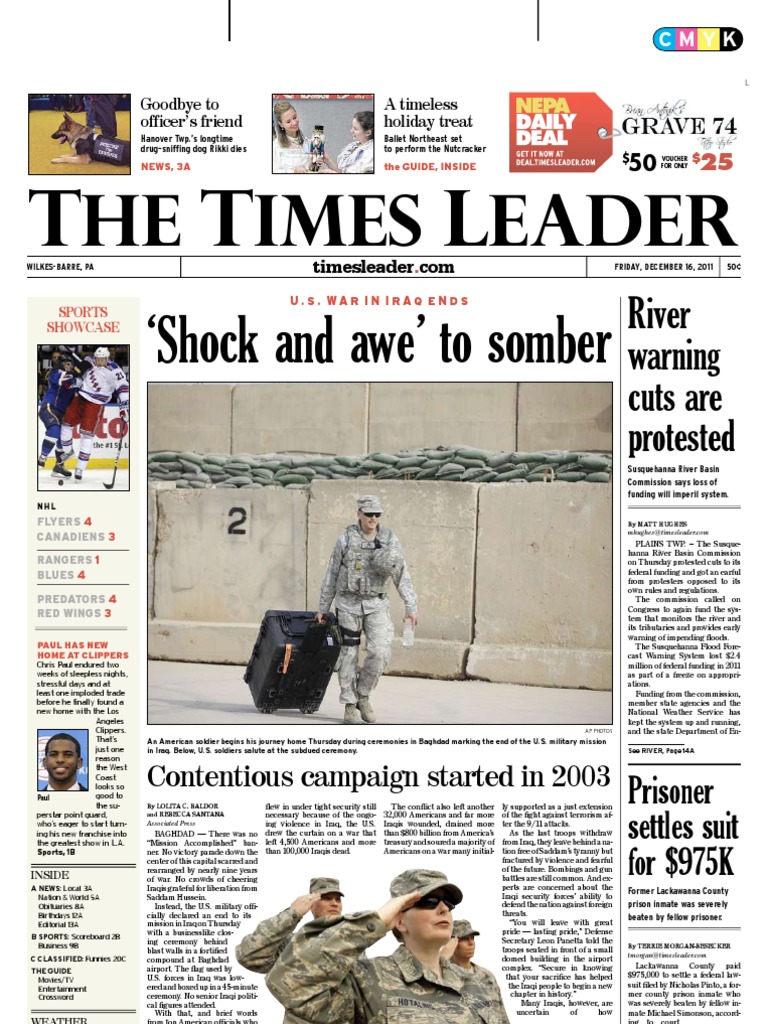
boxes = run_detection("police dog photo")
[51,112,130,166]
[28,93,131,174]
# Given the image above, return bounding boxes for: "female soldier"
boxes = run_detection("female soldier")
[267,869,510,1023]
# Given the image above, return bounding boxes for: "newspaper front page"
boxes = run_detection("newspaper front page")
[14,5,759,1024]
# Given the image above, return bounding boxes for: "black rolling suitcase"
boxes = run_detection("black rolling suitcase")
[244,611,342,714]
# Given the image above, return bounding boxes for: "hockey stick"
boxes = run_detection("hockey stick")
[103,416,127,490]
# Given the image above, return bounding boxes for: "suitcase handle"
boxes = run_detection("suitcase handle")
[278,614,309,638]
[275,611,337,637]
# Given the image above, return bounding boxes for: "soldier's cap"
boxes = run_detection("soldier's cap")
[309,877,344,897]
[452,919,480,938]
[390,869,463,905]
[357,494,383,514]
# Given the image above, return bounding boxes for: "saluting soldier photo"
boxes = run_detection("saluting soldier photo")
[266,869,511,1024]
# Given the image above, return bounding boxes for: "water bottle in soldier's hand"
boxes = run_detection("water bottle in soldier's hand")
[402,619,415,647]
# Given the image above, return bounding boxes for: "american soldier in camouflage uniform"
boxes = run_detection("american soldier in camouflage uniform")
[236,877,344,975]
[267,869,510,1024]
[316,495,418,725]
[450,919,508,1015]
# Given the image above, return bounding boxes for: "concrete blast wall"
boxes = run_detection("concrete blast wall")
[149,480,611,689]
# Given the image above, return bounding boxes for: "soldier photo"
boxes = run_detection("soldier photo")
[267,868,511,1024]
[236,876,344,976]
[450,919,508,1011]
[316,494,418,725]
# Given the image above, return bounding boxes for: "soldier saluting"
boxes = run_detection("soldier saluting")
[316,495,418,725]
[236,878,346,1024]
[267,869,511,1024]
[236,877,344,975]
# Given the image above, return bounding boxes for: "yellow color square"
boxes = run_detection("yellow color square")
[698,28,721,51]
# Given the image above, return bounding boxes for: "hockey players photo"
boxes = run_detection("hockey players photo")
[37,345,130,490]
[37,348,86,479]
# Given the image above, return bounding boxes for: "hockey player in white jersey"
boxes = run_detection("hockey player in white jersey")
[59,346,129,481]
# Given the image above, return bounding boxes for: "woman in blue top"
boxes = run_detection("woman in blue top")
[322,111,374,173]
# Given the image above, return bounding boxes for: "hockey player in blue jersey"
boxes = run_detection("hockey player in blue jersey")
[37,351,86,478]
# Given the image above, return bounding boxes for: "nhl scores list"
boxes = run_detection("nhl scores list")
[29,296,141,1017]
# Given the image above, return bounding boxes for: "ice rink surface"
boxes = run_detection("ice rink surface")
[37,467,130,491]
[148,661,612,727]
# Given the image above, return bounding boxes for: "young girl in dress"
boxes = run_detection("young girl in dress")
[272,100,310,173]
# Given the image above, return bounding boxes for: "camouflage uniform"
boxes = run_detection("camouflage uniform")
[235,905,303,974]
[450,919,509,1022]
[267,911,508,1024]
[449,962,509,1022]
[236,877,345,975]
[319,503,417,706]
[237,878,346,1024]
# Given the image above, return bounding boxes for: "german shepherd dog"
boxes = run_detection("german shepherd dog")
[51,113,130,166]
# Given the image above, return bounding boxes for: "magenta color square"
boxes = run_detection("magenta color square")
[676,28,698,50]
